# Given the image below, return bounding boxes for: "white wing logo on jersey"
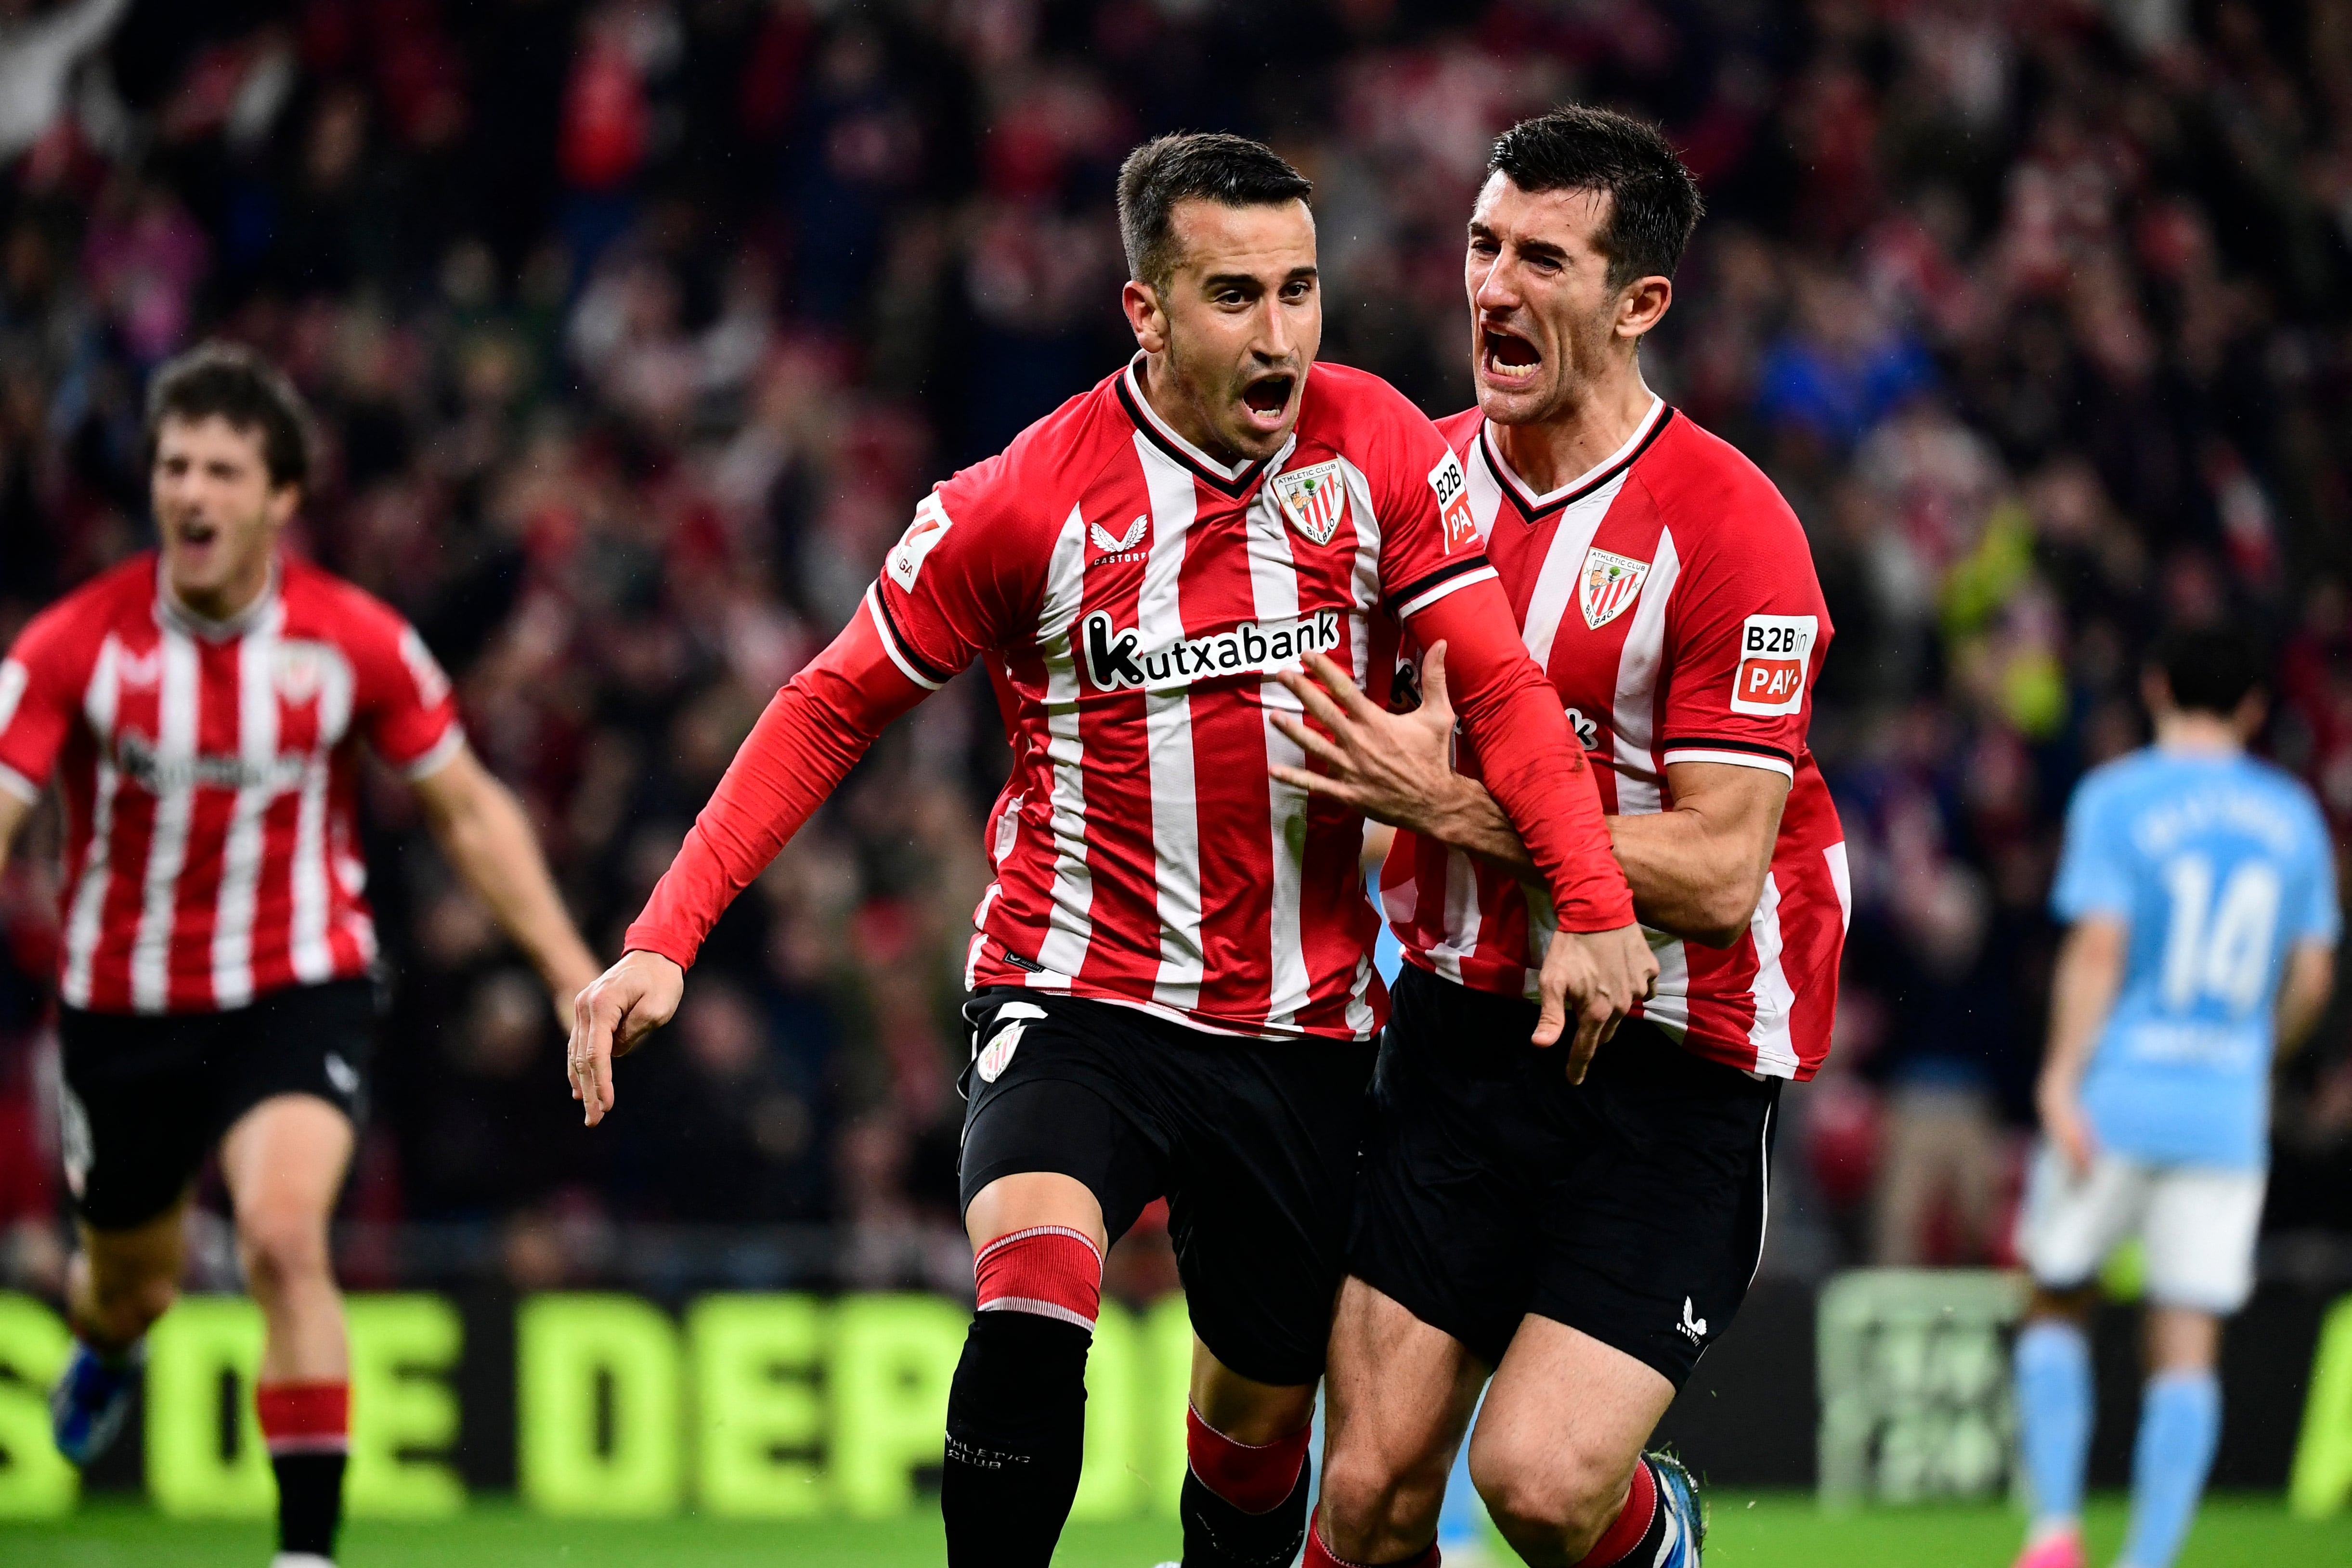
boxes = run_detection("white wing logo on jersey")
[1578,548,1651,630]
[1090,515,1147,556]
[1272,460,1349,546]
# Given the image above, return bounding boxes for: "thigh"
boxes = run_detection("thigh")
[1161,1030,1376,1389]
[957,992,1166,1244]
[1323,1274,1488,1502]
[1470,1313,1675,1508]
[2141,1166,2265,1314]
[1532,1030,1780,1392]
[2017,1144,2146,1292]
[57,1007,221,1231]
[221,1093,356,1228]
[1350,964,1547,1369]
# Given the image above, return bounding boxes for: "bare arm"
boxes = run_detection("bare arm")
[410,745,602,1026]
[0,789,27,879]
[2038,917,2127,1176]
[2276,940,2337,1058]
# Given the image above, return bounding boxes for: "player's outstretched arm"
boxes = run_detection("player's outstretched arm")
[412,746,603,1028]
[2039,916,2127,1175]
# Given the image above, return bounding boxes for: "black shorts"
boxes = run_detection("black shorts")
[958,988,1376,1388]
[57,978,377,1231]
[1351,963,1779,1389]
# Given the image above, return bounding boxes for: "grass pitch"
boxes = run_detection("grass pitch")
[2,1494,2347,1566]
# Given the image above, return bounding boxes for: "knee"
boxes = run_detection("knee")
[87,1266,177,1335]
[237,1208,331,1299]
[1471,1441,1622,1559]
[1316,1444,1435,1553]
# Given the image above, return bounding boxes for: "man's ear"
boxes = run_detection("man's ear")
[1617,274,1673,341]
[266,484,302,529]
[1123,278,1169,354]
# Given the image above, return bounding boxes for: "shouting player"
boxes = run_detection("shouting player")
[0,345,601,1568]
[1273,108,1848,1568]
[2010,627,2335,1568]
[566,133,1650,1568]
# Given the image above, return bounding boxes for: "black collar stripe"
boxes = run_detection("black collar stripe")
[1483,405,1676,524]
[1115,374,1274,499]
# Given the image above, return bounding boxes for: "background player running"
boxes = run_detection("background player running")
[0,344,601,1568]
[2010,626,2336,1568]
[1272,108,1849,1568]
[564,133,1650,1568]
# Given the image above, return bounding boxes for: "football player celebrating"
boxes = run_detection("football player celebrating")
[566,133,1651,1568]
[1273,107,1848,1568]
[2010,628,2334,1568]
[0,344,602,1568]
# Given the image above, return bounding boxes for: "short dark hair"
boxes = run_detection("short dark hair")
[146,341,313,490]
[2151,625,2265,717]
[1117,132,1313,294]
[1489,105,1703,288]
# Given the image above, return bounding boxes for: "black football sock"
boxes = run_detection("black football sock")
[272,1450,346,1559]
[1182,1455,1312,1568]
[942,1309,1090,1568]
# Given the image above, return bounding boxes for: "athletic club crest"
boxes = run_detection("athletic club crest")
[1578,547,1650,630]
[1271,460,1349,546]
[976,1002,1048,1084]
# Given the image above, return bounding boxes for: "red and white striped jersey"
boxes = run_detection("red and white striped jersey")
[0,554,461,1014]
[830,355,1622,1042]
[1382,402,1851,1079]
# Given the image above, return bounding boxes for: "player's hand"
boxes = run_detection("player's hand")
[2038,1078,2098,1178]
[1269,646,1464,836]
[547,960,605,1035]
[567,950,684,1127]
[1532,922,1658,1083]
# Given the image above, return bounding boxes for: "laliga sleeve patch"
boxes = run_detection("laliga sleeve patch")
[885,493,953,591]
[1427,449,1478,554]
[1730,614,1816,715]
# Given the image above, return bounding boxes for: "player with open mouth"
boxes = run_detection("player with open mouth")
[1273,106,1850,1568]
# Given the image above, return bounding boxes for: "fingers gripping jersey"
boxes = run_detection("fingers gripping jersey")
[626,356,1628,1041]
[0,555,462,1014]
[1382,404,1850,1078]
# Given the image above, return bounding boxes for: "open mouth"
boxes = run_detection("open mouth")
[1480,325,1543,378]
[177,520,220,548]
[1240,374,1295,418]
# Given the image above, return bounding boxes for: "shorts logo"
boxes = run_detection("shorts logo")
[1079,608,1342,692]
[1677,1296,1707,1343]
[325,1052,360,1097]
[1428,450,1478,554]
[1730,614,1816,716]
[1089,514,1148,561]
[977,1003,1048,1083]
[58,1080,91,1199]
[1578,548,1650,630]
[1272,461,1349,546]
[885,494,953,591]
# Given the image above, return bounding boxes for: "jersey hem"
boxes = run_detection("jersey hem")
[1393,561,1499,619]
[866,586,953,688]
[398,724,468,781]
[1659,746,1793,780]
[970,957,1378,1044]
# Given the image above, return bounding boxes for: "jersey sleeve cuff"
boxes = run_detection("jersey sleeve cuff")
[1391,558,1498,620]
[0,760,37,804]
[622,924,700,972]
[864,584,951,690]
[397,724,468,781]
[1659,737,1795,780]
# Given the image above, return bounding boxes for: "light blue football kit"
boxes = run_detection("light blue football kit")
[2017,743,2339,1568]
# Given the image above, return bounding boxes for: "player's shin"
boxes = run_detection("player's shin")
[257,1379,349,1565]
[1181,1405,1314,1568]
[2119,1370,2220,1568]
[943,1226,1102,1568]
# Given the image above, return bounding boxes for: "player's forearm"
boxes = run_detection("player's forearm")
[0,790,27,880]
[428,770,598,990]
[2041,920,2125,1094]
[2276,944,2335,1055]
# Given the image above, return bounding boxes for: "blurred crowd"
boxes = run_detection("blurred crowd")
[3,0,2352,1297]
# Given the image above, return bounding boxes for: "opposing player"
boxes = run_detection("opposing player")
[2009,627,2335,1568]
[565,133,1650,1568]
[0,345,601,1568]
[1271,108,1848,1568]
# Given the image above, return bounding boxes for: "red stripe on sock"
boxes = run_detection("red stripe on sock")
[1188,1405,1312,1516]
[256,1381,350,1452]
[1571,1458,1658,1568]
[973,1225,1102,1330]
[1304,1518,1440,1568]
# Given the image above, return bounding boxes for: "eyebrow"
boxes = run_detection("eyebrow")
[1199,266,1319,290]
[1468,221,1572,264]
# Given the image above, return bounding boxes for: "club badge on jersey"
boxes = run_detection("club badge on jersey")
[1272,461,1348,546]
[1579,547,1651,630]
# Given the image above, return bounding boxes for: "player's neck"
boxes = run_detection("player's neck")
[164,555,277,629]
[1487,358,1657,497]
[2154,713,2242,754]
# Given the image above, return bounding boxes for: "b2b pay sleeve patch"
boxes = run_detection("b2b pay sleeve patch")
[1730,614,1817,715]
[1427,449,1478,554]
